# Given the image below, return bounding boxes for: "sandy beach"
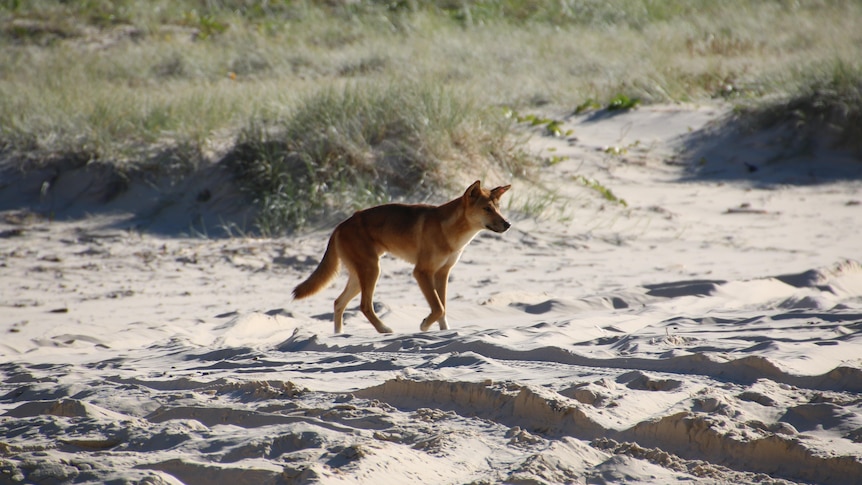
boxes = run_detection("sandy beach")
[2,104,861,484]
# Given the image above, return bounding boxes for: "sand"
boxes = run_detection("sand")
[1,103,861,484]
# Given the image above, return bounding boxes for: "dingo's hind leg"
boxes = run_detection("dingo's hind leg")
[333,273,360,334]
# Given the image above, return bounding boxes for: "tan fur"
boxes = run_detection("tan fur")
[293,180,512,334]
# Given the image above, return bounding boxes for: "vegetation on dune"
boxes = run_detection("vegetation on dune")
[1,0,861,232]
[738,60,862,156]
[226,82,528,234]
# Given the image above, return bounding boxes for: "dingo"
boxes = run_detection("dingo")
[293,180,511,334]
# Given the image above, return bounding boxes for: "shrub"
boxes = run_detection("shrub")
[226,82,529,234]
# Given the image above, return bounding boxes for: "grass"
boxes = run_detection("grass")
[507,110,574,138]
[1,0,861,233]
[736,60,862,156]
[225,82,528,234]
[574,176,628,207]
[606,94,641,112]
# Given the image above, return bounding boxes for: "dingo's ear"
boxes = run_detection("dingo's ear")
[490,184,511,200]
[464,180,482,199]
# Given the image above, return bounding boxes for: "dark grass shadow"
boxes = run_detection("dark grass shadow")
[0,153,256,237]
[676,112,862,186]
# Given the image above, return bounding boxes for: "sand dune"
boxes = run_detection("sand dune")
[2,104,861,484]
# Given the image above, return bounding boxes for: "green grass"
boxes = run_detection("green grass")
[507,110,574,138]
[606,94,640,112]
[1,0,861,233]
[574,176,628,207]
[226,82,529,234]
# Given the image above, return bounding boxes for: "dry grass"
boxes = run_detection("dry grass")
[736,60,862,156]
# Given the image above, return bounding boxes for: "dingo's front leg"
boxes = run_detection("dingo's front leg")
[432,265,453,330]
[414,267,445,331]
[357,262,393,334]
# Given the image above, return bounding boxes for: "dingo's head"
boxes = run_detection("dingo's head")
[463,180,511,233]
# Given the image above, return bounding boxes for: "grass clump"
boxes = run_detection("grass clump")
[506,110,573,138]
[574,175,628,207]
[227,82,529,234]
[606,94,640,111]
[739,60,862,156]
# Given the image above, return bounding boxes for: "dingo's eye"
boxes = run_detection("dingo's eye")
[484,207,493,213]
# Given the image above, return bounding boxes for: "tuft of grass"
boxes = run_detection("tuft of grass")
[606,94,640,111]
[506,109,573,138]
[508,185,569,222]
[180,9,229,40]
[226,82,531,234]
[574,99,602,114]
[574,175,628,207]
[738,60,862,155]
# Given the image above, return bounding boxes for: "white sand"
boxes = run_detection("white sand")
[2,104,861,484]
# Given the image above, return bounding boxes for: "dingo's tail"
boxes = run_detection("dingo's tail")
[292,237,340,299]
